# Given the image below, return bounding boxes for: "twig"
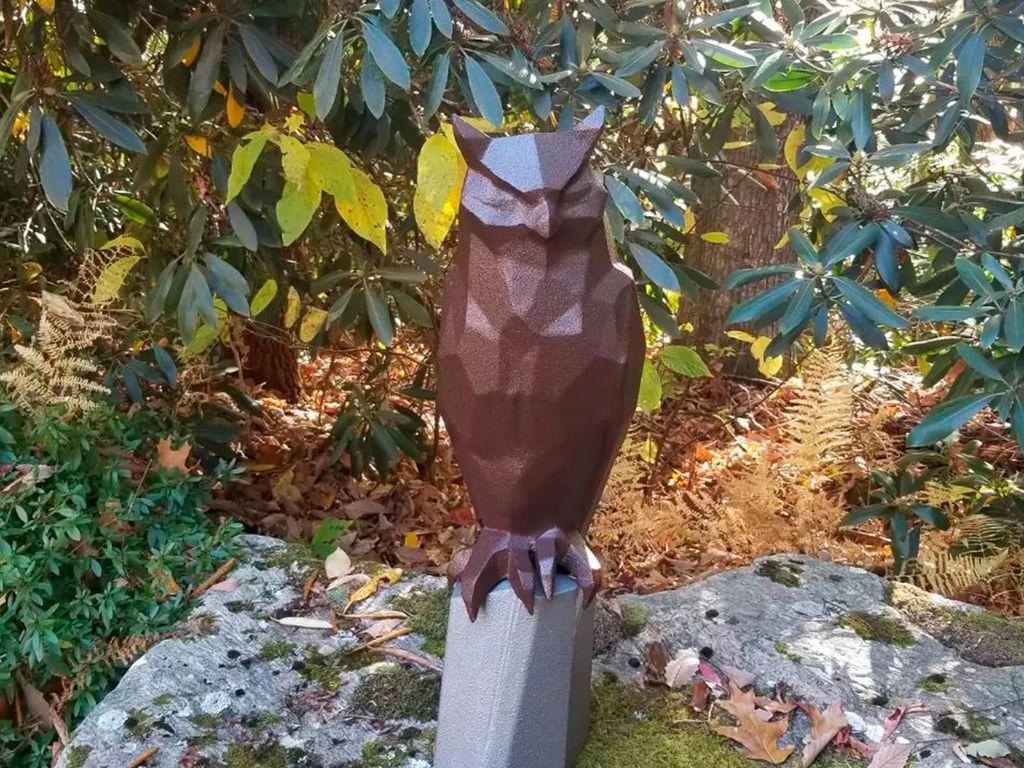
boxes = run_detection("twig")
[375,646,444,673]
[125,746,159,768]
[189,558,236,602]
[347,627,412,652]
[345,610,408,620]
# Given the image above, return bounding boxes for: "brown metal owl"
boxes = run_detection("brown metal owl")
[439,108,645,620]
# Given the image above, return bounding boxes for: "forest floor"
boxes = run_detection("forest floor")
[208,342,1024,619]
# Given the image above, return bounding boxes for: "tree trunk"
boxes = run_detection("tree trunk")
[685,117,800,377]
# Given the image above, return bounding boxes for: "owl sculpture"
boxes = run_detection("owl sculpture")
[439,108,645,620]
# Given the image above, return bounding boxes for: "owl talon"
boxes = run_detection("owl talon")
[452,527,601,620]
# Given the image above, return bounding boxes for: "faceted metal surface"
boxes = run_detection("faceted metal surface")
[433,577,595,768]
[439,108,645,619]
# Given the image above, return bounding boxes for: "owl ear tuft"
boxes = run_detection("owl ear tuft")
[572,106,605,158]
[451,116,489,166]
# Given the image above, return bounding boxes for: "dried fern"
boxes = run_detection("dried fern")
[914,551,1009,595]
[0,291,114,414]
[784,344,855,475]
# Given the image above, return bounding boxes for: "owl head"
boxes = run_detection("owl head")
[452,107,606,239]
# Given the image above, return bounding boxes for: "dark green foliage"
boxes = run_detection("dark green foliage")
[0,404,239,768]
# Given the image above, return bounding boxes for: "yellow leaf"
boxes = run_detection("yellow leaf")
[775,231,789,250]
[185,135,212,158]
[413,133,467,249]
[683,209,696,235]
[249,278,278,317]
[726,330,757,343]
[279,135,310,186]
[284,286,301,328]
[723,140,752,150]
[35,0,55,13]
[277,175,322,245]
[180,325,218,358]
[335,166,388,254]
[750,336,783,377]
[11,112,29,138]
[100,235,145,252]
[284,110,306,134]
[877,288,898,310]
[299,307,327,343]
[403,532,421,548]
[808,188,845,219]
[345,567,403,610]
[181,36,201,67]
[306,142,356,202]
[226,84,245,129]
[784,124,805,175]
[757,102,787,127]
[92,256,143,304]
[213,81,227,96]
[700,231,730,244]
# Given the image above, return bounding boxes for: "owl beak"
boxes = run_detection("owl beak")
[526,201,556,238]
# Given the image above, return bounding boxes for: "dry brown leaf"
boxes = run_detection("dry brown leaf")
[723,665,757,689]
[17,674,52,730]
[207,578,239,592]
[714,717,795,764]
[866,742,912,768]
[364,618,403,638]
[156,438,190,472]
[755,697,798,714]
[801,701,848,767]
[345,498,388,518]
[716,680,795,765]
[690,681,712,711]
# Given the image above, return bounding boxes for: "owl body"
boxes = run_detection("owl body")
[439,109,645,618]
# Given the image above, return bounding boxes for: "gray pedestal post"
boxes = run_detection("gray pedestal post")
[434,576,594,768]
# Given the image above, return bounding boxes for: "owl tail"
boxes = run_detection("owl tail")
[448,527,601,621]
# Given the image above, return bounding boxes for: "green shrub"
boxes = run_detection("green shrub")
[0,402,240,768]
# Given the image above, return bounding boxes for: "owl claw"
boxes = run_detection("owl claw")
[534,528,568,600]
[451,527,602,620]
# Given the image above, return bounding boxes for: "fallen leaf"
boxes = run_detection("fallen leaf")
[966,740,1010,759]
[327,573,369,592]
[698,660,724,687]
[882,704,927,739]
[866,742,912,768]
[665,649,701,688]
[979,758,1018,768]
[715,681,795,764]
[345,498,388,519]
[274,616,334,630]
[324,548,353,580]
[755,697,798,714]
[801,701,848,767]
[365,618,403,638]
[690,681,712,711]
[345,567,402,610]
[644,641,668,683]
[952,742,971,764]
[17,674,52,730]
[714,717,794,764]
[447,504,476,527]
[403,532,421,548]
[207,579,239,592]
[723,665,757,689]
[156,438,190,472]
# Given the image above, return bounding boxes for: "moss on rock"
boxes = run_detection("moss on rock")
[890,583,1024,667]
[64,745,92,768]
[620,602,650,638]
[918,673,949,694]
[390,587,450,657]
[756,560,803,588]
[576,676,757,768]
[838,611,915,647]
[211,742,313,768]
[774,641,802,663]
[298,646,374,692]
[349,664,441,721]
[260,639,297,661]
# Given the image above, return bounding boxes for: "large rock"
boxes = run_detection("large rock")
[600,555,1024,768]
[58,543,1023,768]
[57,535,447,768]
